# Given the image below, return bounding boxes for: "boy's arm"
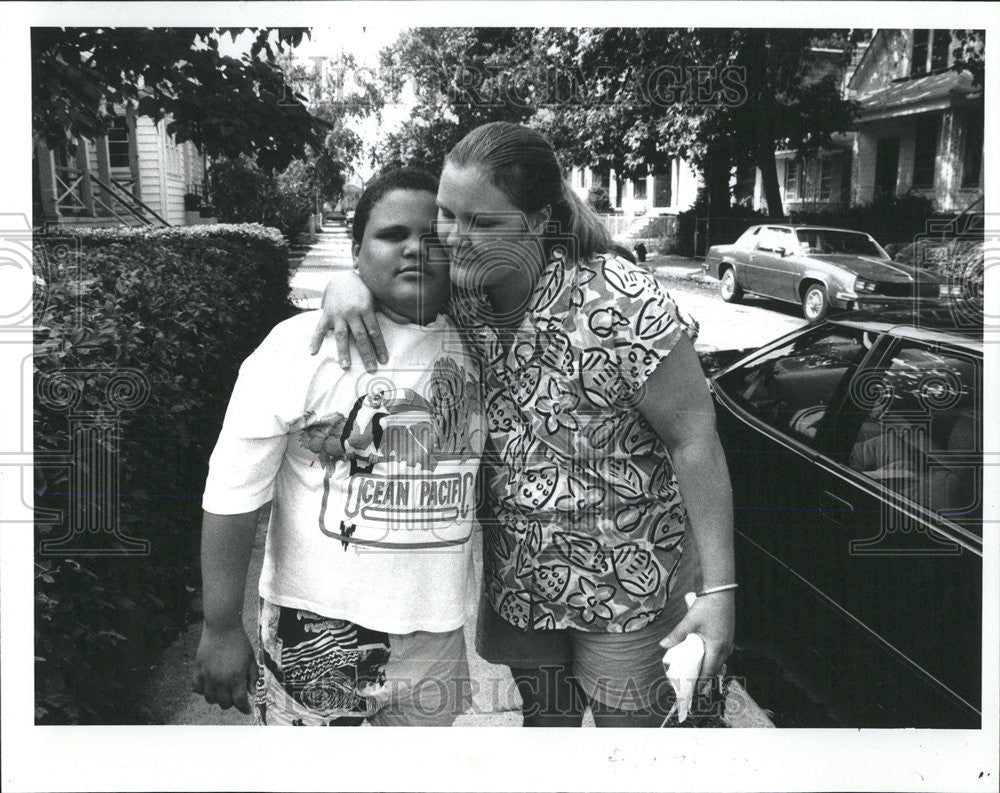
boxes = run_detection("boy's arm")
[193,509,260,715]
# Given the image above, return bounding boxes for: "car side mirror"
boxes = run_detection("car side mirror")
[776,245,789,257]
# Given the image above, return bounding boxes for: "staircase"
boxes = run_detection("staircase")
[600,212,678,243]
[45,165,171,229]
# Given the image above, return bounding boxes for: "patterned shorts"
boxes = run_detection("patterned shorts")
[253,600,471,727]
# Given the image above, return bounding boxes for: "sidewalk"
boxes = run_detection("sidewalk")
[643,253,718,286]
[145,513,771,727]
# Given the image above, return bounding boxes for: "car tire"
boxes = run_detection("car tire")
[720,266,744,303]
[802,283,830,322]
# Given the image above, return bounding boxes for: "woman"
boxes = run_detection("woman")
[312,122,735,727]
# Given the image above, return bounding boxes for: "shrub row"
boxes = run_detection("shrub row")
[674,193,954,257]
[34,223,297,723]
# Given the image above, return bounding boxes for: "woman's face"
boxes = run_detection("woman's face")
[436,162,547,292]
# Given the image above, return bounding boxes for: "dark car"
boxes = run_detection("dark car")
[704,225,957,321]
[704,307,982,727]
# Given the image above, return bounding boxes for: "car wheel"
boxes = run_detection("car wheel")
[720,266,744,303]
[802,283,830,322]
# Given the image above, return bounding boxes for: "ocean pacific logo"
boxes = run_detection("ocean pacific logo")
[299,362,482,548]
[344,471,476,525]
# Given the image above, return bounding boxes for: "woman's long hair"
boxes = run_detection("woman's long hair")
[446,122,617,262]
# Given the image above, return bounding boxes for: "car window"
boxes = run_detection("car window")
[756,227,793,253]
[715,326,869,448]
[755,228,777,252]
[845,342,981,530]
[734,226,760,250]
[795,229,888,258]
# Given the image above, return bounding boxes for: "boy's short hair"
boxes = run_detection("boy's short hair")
[352,167,440,246]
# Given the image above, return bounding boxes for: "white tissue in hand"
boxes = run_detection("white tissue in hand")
[662,632,705,723]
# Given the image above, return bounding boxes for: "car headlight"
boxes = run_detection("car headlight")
[939,283,962,297]
[854,277,877,293]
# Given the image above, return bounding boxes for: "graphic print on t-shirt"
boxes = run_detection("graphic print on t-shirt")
[297,356,482,550]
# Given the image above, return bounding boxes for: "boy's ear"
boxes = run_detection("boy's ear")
[351,242,361,269]
[528,204,551,235]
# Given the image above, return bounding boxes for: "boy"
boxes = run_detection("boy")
[193,168,485,726]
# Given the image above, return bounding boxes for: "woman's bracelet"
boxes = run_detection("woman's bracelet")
[696,583,739,597]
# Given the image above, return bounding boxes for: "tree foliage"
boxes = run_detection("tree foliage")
[369,28,859,217]
[951,29,985,87]
[32,27,329,172]
[530,28,858,217]
[373,28,535,171]
[278,51,382,197]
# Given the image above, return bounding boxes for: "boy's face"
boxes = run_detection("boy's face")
[352,189,451,324]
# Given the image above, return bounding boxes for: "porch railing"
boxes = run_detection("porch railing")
[51,165,170,227]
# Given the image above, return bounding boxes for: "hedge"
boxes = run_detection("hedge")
[34,223,297,723]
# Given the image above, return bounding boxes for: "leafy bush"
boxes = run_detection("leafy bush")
[33,224,297,723]
[789,194,941,247]
[209,155,315,241]
[587,185,612,213]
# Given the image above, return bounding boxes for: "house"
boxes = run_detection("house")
[847,29,983,212]
[752,44,860,213]
[566,159,701,240]
[753,30,984,216]
[34,106,209,228]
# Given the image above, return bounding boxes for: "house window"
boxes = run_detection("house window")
[911,115,939,190]
[578,169,586,188]
[784,160,801,200]
[107,115,130,169]
[615,177,624,208]
[911,30,929,76]
[930,30,951,71]
[961,110,983,188]
[819,159,834,201]
[633,177,647,201]
[911,30,952,77]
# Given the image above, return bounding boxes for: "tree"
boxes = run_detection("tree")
[951,29,985,87]
[32,27,328,172]
[278,50,382,201]
[372,28,536,171]
[531,28,858,218]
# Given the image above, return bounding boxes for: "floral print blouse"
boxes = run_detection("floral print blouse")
[452,252,700,633]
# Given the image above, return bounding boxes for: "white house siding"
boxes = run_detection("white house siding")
[161,127,188,225]
[758,150,851,213]
[136,116,164,219]
[567,161,699,217]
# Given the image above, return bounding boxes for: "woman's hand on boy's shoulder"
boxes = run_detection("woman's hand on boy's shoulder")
[193,623,258,715]
[309,271,388,372]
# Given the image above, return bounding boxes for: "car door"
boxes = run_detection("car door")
[750,227,797,298]
[810,337,984,727]
[713,323,873,557]
[710,324,884,723]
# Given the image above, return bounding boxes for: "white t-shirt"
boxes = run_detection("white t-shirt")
[203,310,485,634]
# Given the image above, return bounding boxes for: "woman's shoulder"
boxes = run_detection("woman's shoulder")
[576,250,664,302]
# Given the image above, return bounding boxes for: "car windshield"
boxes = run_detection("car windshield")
[796,229,887,258]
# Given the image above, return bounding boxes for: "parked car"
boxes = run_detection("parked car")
[703,307,982,727]
[704,225,958,321]
[345,209,355,228]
